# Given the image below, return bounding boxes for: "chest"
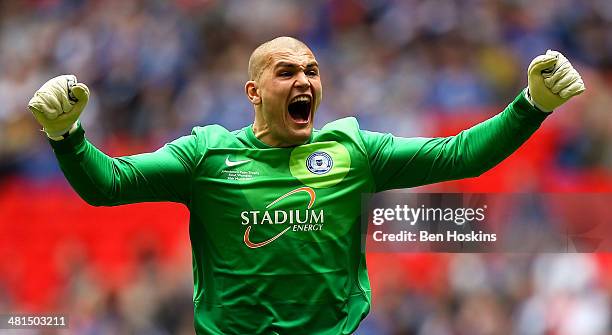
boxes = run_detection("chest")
[189,141,371,245]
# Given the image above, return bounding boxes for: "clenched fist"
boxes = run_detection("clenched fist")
[28,75,89,139]
[527,50,585,112]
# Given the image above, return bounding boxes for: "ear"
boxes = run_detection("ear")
[245,81,261,105]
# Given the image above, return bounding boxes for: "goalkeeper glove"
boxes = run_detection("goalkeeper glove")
[28,75,89,140]
[526,50,585,113]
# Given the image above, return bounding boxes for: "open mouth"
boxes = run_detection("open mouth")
[287,95,312,124]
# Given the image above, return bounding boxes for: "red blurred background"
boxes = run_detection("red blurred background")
[1,0,612,334]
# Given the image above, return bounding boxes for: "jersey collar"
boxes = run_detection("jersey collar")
[244,125,315,149]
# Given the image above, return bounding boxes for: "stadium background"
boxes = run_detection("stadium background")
[0,0,611,333]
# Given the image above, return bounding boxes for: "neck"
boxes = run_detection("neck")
[252,121,274,145]
[251,122,294,147]
[252,121,310,148]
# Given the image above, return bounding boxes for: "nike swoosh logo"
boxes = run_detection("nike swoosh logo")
[225,156,252,167]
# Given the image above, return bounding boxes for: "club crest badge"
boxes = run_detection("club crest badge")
[306,151,333,175]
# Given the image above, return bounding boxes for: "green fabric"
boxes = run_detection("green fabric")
[50,91,547,334]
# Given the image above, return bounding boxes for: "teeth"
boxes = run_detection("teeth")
[290,96,311,104]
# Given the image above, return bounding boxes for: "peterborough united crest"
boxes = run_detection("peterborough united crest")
[306,151,333,175]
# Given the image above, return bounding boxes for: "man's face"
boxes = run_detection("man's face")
[251,47,322,146]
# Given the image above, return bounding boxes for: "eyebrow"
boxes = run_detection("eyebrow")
[274,61,319,70]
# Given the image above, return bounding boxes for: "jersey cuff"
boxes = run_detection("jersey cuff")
[512,89,551,124]
[48,123,86,155]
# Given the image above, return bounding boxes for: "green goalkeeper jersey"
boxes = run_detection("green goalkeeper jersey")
[49,92,546,334]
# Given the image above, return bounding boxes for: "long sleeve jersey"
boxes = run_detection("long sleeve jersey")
[49,91,547,334]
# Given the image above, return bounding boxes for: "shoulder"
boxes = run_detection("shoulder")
[314,117,362,138]
[191,124,232,137]
[313,117,369,154]
[190,124,246,148]
[314,117,363,143]
[319,117,361,132]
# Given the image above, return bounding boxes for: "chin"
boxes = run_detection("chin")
[286,127,312,145]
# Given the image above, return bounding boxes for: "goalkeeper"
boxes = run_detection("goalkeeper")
[28,37,584,335]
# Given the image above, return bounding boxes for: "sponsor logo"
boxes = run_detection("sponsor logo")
[242,187,324,248]
[306,151,333,175]
[225,156,252,167]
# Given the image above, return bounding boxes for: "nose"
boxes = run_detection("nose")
[294,71,310,90]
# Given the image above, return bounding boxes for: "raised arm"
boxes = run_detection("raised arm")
[28,75,199,206]
[363,50,585,192]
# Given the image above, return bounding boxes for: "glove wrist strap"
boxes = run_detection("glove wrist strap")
[524,87,553,113]
[46,121,79,141]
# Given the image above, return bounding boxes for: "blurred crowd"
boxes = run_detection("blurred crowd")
[363,253,612,335]
[1,0,612,334]
[1,0,611,179]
